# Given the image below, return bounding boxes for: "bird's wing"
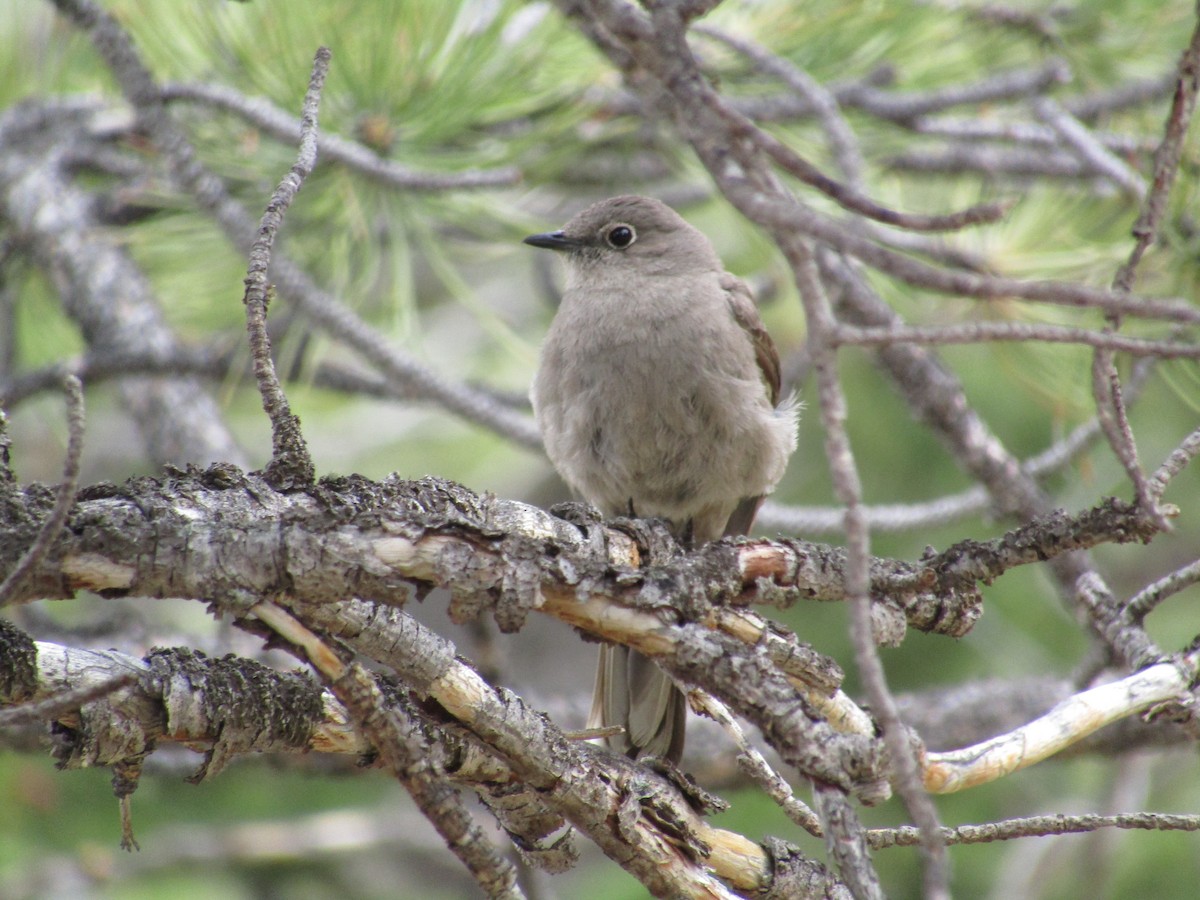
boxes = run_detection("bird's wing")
[721,272,782,407]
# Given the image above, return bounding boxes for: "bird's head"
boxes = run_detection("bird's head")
[524,195,721,278]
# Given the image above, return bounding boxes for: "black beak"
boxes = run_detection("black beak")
[523,230,578,251]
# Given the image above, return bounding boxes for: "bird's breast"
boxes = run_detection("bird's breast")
[533,276,793,524]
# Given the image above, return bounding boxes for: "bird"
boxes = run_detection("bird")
[525,195,797,763]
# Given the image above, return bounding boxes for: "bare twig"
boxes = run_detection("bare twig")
[833,321,1200,358]
[920,1,1065,42]
[161,81,521,191]
[792,234,949,896]
[887,143,1103,180]
[0,344,530,417]
[679,33,1012,234]
[834,58,1071,122]
[720,183,1200,324]
[1148,423,1200,501]
[783,238,930,876]
[1033,97,1147,199]
[690,689,824,836]
[812,243,1142,665]
[724,59,1071,124]
[0,670,136,728]
[241,48,330,491]
[759,492,992,535]
[1066,71,1178,120]
[0,347,237,408]
[759,395,1126,536]
[694,25,866,187]
[1116,14,1200,292]
[0,373,84,607]
[723,104,1012,231]
[1090,348,1156,518]
[867,811,1200,850]
[696,23,1005,280]
[1073,570,1165,673]
[1123,558,1200,622]
[911,115,1152,154]
[1088,12,1200,529]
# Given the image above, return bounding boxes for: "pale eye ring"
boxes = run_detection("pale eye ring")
[605,224,636,249]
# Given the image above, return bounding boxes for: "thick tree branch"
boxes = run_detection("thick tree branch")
[0,470,1164,650]
[0,469,1185,895]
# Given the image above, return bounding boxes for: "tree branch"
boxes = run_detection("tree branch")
[240,47,329,491]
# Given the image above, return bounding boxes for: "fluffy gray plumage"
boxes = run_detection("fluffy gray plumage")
[526,195,798,762]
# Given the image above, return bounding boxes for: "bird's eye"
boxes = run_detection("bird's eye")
[605,224,636,249]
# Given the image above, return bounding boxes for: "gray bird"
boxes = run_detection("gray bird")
[525,195,798,762]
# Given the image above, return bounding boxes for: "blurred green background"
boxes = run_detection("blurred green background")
[2,0,1199,897]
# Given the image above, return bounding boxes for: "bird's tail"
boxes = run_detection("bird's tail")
[589,643,686,763]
